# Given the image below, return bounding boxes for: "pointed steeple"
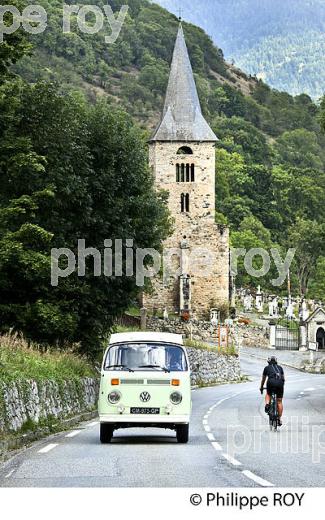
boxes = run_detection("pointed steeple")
[151,24,217,142]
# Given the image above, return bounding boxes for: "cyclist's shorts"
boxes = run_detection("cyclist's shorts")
[267,379,284,398]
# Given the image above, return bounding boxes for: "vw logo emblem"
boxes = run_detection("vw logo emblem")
[140,391,151,403]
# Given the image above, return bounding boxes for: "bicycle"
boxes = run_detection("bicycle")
[262,388,279,432]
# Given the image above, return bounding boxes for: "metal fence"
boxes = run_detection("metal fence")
[275,321,299,350]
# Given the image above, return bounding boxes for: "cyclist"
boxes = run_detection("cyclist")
[260,356,285,426]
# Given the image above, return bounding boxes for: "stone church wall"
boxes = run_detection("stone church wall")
[144,141,230,318]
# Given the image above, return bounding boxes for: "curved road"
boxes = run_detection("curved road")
[1,353,325,487]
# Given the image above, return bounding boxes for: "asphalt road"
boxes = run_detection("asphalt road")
[1,353,325,487]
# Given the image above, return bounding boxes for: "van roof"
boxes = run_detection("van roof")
[109,331,183,345]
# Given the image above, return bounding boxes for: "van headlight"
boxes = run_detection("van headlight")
[170,391,182,405]
[108,391,121,404]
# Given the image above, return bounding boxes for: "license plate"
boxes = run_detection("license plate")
[130,407,160,415]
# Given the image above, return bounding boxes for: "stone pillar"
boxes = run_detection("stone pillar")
[269,321,276,349]
[299,321,307,351]
[180,274,191,312]
[140,307,147,331]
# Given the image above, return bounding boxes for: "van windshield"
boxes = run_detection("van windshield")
[105,343,188,372]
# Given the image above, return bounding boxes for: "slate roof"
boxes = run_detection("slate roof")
[305,307,325,323]
[151,24,218,142]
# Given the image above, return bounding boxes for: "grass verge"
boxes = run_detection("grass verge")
[184,338,237,356]
[0,333,96,383]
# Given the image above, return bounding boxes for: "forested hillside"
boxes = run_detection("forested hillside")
[156,0,325,100]
[2,0,325,351]
[0,0,171,352]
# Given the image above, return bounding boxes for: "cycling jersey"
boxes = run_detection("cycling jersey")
[263,364,285,398]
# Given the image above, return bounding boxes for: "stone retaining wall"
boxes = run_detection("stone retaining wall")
[146,317,268,348]
[146,317,241,385]
[236,325,269,348]
[146,316,219,341]
[186,347,241,386]
[0,378,99,436]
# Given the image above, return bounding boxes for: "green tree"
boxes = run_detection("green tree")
[0,0,32,82]
[274,129,324,170]
[0,81,171,354]
[287,219,325,296]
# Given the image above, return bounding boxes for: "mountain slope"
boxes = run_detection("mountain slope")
[13,0,325,297]
[155,0,325,99]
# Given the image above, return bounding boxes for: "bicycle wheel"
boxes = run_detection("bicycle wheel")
[269,416,273,431]
[272,394,279,431]
[269,394,278,432]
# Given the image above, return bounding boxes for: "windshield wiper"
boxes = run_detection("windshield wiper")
[105,364,134,372]
[137,365,170,373]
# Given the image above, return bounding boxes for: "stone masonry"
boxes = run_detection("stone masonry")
[143,24,230,318]
[0,378,99,435]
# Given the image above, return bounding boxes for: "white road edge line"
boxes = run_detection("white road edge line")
[87,421,99,427]
[222,453,242,466]
[212,441,222,451]
[207,433,215,441]
[38,443,59,454]
[304,388,315,392]
[204,425,211,433]
[242,470,274,487]
[5,469,15,479]
[65,430,81,438]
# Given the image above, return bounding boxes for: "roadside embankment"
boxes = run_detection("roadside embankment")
[0,334,99,459]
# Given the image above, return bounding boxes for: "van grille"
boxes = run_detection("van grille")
[147,379,170,386]
[120,379,144,385]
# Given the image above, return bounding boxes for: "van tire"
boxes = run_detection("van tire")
[100,423,113,444]
[176,424,189,443]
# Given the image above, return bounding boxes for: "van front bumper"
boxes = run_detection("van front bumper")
[99,413,190,425]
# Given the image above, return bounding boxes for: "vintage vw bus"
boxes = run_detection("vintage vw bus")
[98,332,191,443]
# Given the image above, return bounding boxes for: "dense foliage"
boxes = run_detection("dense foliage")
[0,13,171,354]
[157,0,325,99]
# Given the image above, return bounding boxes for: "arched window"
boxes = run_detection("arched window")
[181,163,185,182]
[176,163,180,182]
[181,194,184,213]
[185,193,190,212]
[191,164,195,182]
[181,193,190,213]
[186,164,190,182]
[177,146,193,155]
[177,163,195,182]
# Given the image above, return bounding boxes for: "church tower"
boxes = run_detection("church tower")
[144,24,230,318]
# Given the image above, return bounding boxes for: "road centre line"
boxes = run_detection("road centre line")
[242,470,274,487]
[205,388,276,486]
[222,453,242,466]
[207,432,215,441]
[202,374,322,487]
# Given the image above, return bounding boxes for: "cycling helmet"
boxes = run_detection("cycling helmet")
[268,356,278,364]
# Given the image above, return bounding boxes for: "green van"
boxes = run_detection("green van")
[98,332,192,444]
